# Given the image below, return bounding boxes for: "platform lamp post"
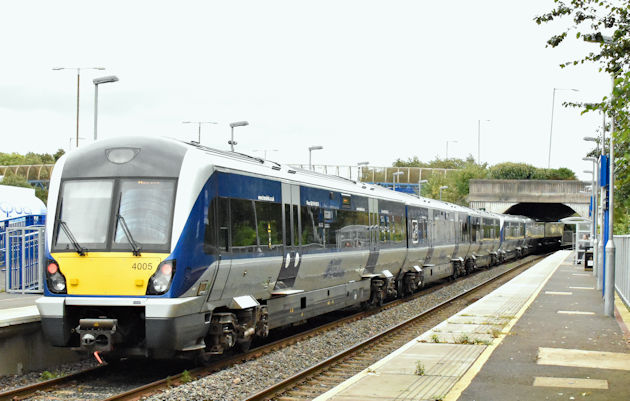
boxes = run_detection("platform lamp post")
[229,121,249,152]
[583,155,599,279]
[308,146,323,170]
[548,87,579,168]
[584,33,616,316]
[584,136,605,290]
[392,171,404,191]
[357,161,369,182]
[53,67,106,148]
[183,121,218,144]
[93,75,119,141]
[439,185,448,201]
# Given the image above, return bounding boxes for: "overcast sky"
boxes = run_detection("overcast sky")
[0,1,609,181]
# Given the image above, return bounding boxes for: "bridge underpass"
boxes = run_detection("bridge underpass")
[467,179,590,221]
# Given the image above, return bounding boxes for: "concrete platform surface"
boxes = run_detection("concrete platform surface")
[314,250,630,401]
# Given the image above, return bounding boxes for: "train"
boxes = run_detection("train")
[36,137,563,361]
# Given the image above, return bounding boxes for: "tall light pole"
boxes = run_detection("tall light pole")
[439,185,448,201]
[308,146,323,170]
[548,87,579,168]
[584,33,616,316]
[93,75,119,141]
[229,121,249,151]
[183,121,218,144]
[53,67,106,148]
[445,140,458,160]
[357,161,369,182]
[392,171,404,191]
[583,154,599,278]
[477,119,490,165]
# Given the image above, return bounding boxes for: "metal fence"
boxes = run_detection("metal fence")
[4,226,45,293]
[615,235,630,309]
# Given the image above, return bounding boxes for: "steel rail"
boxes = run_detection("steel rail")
[243,254,545,401]
[0,365,106,401]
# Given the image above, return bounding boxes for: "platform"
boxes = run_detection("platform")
[0,271,40,327]
[314,250,630,401]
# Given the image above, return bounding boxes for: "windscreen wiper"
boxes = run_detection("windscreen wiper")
[59,220,87,256]
[117,214,142,256]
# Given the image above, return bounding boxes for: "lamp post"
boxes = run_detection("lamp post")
[183,121,218,144]
[229,121,249,151]
[584,33,616,316]
[357,161,369,182]
[583,155,599,278]
[445,140,458,160]
[392,171,404,191]
[253,149,278,160]
[53,67,106,148]
[308,146,323,170]
[477,119,490,164]
[93,76,119,141]
[548,87,579,168]
[418,179,428,197]
[439,185,448,200]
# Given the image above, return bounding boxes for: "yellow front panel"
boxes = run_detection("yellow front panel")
[51,252,169,295]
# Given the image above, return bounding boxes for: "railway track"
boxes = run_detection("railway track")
[0,254,545,401]
[244,255,544,401]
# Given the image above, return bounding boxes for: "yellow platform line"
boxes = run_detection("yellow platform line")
[444,254,563,401]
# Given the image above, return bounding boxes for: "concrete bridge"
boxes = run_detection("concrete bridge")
[467,179,591,221]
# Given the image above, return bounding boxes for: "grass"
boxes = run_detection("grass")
[415,361,425,376]
[431,334,441,343]
[455,334,471,344]
[180,370,192,384]
[40,371,58,380]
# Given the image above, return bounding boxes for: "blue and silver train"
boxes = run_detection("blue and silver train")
[36,137,562,360]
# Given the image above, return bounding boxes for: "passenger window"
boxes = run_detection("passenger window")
[230,198,283,255]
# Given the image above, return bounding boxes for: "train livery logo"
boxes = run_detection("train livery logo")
[323,257,344,278]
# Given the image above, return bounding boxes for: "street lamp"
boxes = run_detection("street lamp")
[357,161,369,182]
[229,121,249,152]
[53,67,106,148]
[439,185,448,201]
[548,87,579,168]
[445,140,458,160]
[477,119,490,164]
[308,146,323,170]
[93,75,119,141]
[183,121,218,144]
[392,171,404,191]
[253,149,278,160]
[584,33,616,316]
[584,138,604,289]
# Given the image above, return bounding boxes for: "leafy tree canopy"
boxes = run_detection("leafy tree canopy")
[535,0,630,233]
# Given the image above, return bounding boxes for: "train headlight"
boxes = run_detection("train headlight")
[147,260,176,295]
[46,260,67,294]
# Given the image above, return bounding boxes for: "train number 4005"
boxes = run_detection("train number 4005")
[132,262,153,270]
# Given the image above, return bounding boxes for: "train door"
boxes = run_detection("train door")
[364,197,379,274]
[275,183,301,289]
[207,196,232,301]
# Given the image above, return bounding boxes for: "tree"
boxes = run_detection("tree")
[535,1,630,233]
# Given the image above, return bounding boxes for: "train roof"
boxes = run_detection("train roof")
[59,136,533,222]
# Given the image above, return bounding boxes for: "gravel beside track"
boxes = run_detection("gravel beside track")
[0,358,99,393]
[146,259,528,401]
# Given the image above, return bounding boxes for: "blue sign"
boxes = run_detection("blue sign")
[600,155,609,187]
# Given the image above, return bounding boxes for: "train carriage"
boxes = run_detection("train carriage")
[37,137,559,361]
